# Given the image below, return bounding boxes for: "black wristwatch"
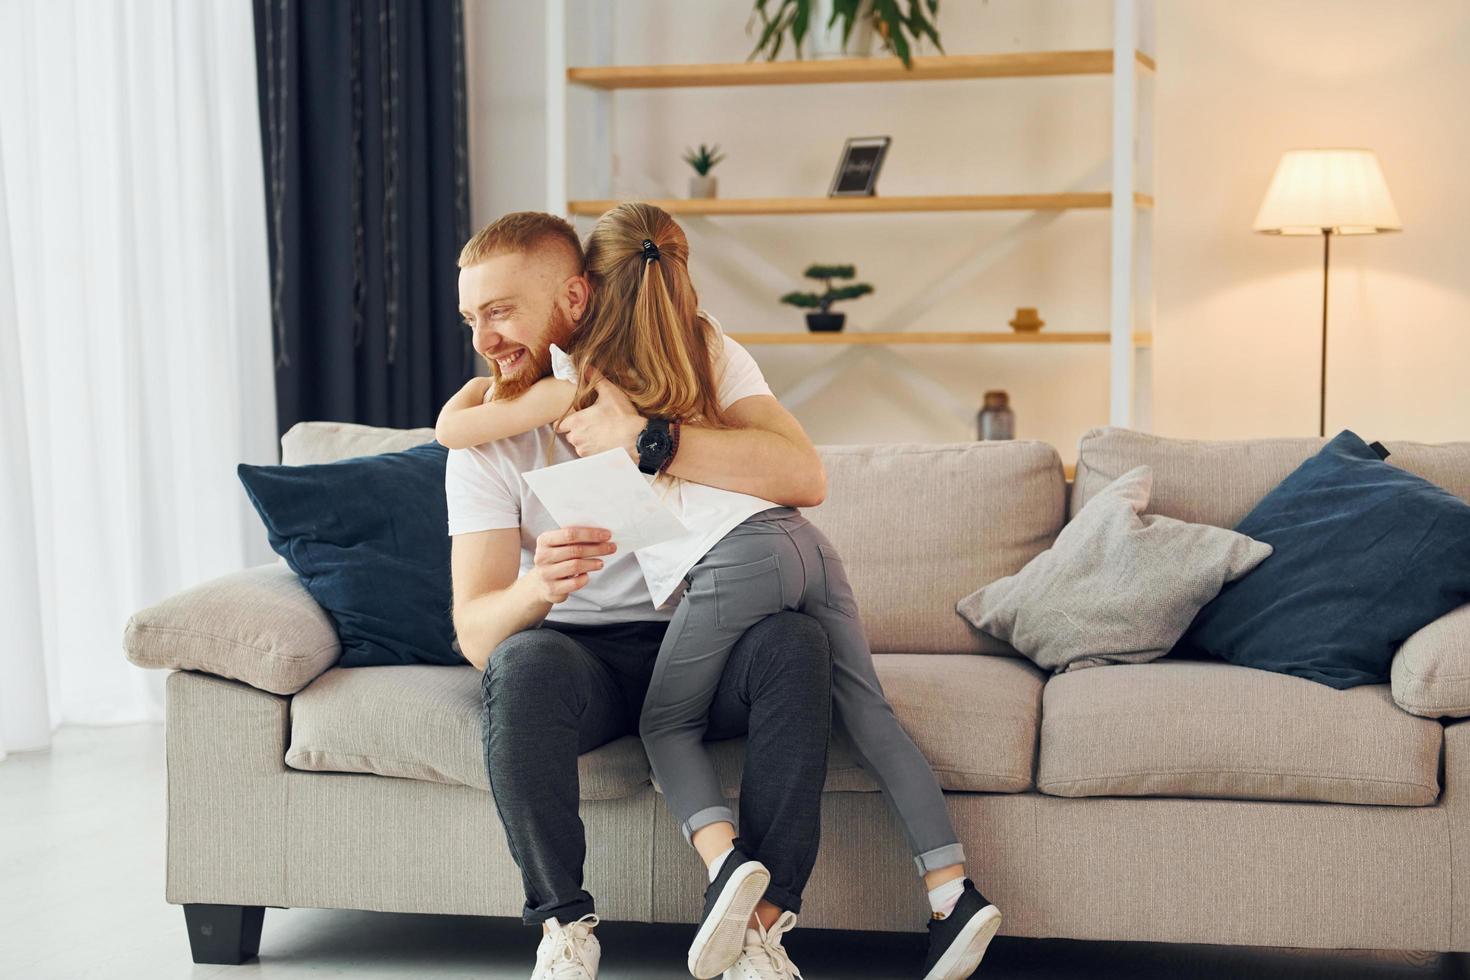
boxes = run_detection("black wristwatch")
[635,418,675,475]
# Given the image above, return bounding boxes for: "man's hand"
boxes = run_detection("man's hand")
[554,378,646,461]
[525,526,617,604]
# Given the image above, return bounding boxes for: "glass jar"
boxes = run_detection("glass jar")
[976,390,1014,441]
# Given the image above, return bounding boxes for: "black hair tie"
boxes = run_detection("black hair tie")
[641,238,660,261]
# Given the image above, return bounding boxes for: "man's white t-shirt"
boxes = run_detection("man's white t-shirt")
[444,311,779,625]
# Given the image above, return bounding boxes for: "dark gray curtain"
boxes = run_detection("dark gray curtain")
[253,0,473,445]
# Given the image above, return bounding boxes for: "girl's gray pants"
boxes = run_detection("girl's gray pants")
[639,506,966,876]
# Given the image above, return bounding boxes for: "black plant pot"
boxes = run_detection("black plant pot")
[806,312,846,332]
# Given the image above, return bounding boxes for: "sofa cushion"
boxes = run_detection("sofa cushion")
[808,442,1066,656]
[1178,430,1470,690]
[288,654,1047,802]
[286,665,651,801]
[660,654,1046,797]
[1037,661,1442,806]
[958,466,1271,674]
[281,420,438,466]
[1071,426,1470,525]
[1392,604,1470,718]
[239,440,462,668]
[124,562,341,695]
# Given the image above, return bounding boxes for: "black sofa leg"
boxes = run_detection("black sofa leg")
[182,904,265,964]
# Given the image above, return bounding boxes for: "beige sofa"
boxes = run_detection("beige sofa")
[124,422,1470,966]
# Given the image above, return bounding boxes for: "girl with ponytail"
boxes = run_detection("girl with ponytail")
[436,202,1000,980]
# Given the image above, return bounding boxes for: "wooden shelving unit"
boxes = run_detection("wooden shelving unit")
[567,49,1155,89]
[546,1,1157,433]
[568,192,1154,217]
[729,331,1154,347]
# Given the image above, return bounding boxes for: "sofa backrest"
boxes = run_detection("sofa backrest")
[279,423,1068,657]
[1071,426,1470,527]
[805,442,1065,655]
[281,420,435,466]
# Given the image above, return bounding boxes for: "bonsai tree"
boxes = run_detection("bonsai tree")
[682,143,726,176]
[780,264,874,314]
[749,0,943,69]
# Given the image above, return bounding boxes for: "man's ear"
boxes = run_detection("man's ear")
[564,274,591,325]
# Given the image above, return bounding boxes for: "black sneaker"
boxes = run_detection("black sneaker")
[686,846,772,979]
[920,879,1002,980]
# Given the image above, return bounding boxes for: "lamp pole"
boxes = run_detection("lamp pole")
[1319,228,1331,438]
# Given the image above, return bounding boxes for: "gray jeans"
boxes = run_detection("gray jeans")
[640,506,966,875]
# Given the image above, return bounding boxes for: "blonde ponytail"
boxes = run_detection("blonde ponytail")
[566,203,730,434]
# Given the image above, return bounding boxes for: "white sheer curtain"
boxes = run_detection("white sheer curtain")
[0,0,278,758]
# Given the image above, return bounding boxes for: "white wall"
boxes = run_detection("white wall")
[1154,0,1470,444]
[466,0,1470,461]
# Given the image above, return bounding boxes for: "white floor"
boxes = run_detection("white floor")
[1,723,1465,980]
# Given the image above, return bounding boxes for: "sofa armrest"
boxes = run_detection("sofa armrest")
[124,562,340,695]
[165,670,290,907]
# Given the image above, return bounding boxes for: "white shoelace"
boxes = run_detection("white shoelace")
[741,910,802,980]
[542,913,599,980]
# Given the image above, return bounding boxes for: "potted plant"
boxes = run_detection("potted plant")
[780,264,874,332]
[682,144,726,199]
[749,0,942,68]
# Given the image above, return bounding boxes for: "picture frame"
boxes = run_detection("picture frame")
[827,136,891,197]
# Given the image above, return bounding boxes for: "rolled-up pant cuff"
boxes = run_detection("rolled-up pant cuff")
[913,842,966,876]
[762,883,802,916]
[523,896,595,927]
[682,804,737,843]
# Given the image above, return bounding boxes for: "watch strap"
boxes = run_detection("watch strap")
[658,420,682,475]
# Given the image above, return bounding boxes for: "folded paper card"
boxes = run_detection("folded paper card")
[521,448,690,553]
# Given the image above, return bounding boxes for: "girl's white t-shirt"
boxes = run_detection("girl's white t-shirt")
[546,329,781,610]
[444,311,780,623]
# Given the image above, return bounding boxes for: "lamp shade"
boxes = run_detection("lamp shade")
[1253,149,1402,236]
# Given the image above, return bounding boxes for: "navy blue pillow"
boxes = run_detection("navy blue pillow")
[237,441,461,668]
[1177,430,1470,689]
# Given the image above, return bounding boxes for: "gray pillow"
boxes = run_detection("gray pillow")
[956,465,1272,673]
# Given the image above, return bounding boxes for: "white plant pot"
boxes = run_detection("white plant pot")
[805,0,876,59]
[688,174,718,199]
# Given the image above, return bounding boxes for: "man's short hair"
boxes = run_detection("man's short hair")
[457,211,584,272]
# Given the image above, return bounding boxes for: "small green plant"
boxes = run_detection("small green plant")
[748,0,943,69]
[682,144,727,177]
[780,264,874,314]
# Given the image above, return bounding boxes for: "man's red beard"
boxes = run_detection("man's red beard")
[483,307,570,402]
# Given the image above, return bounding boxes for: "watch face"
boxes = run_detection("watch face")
[638,431,670,455]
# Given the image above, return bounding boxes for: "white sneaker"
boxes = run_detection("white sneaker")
[722,910,803,980]
[531,914,601,980]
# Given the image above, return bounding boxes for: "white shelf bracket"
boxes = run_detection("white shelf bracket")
[545,0,568,215]
[1109,0,1139,428]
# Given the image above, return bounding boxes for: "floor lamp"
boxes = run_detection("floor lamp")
[1253,148,1402,436]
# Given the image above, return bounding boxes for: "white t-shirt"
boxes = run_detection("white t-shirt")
[444,311,779,624]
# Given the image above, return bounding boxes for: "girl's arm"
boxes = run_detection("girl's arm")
[435,376,576,449]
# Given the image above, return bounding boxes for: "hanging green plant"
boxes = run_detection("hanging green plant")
[748,0,943,69]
